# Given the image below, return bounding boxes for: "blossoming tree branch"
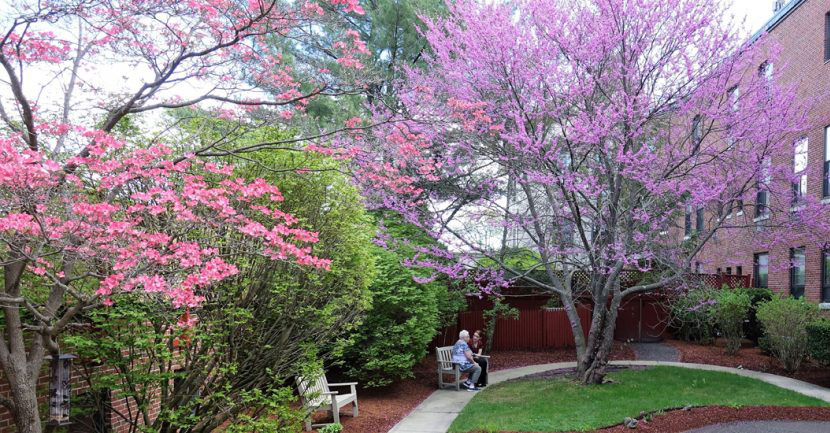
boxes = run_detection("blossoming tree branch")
[347,0,825,385]
[0,0,367,431]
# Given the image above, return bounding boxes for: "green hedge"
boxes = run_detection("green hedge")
[742,288,773,343]
[807,318,830,365]
[712,289,751,354]
[757,296,819,371]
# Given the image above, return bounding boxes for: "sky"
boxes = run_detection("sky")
[731,0,779,36]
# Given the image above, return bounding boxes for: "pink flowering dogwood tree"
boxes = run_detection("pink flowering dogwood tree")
[0,0,368,431]
[346,0,824,384]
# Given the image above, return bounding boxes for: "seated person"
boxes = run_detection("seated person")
[452,330,482,391]
[470,330,488,387]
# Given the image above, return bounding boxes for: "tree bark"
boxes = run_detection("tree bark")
[6,353,43,433]
[576,285,623,385]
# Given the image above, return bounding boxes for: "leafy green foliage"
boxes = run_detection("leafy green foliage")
[66,296,307,433]
[482,298,519,353]
[741,287,773,343]
[319,423,344,433]
[64,120,376,431]
[807,319,830,366]
[340,213,465,387]
[449,366,828,433]
[712,289,751,354]
[670,287,717,344]
[757,295,820,371]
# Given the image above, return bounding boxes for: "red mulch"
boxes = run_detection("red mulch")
[582,406,830,433]
[667,338,830,388]
[317,343,635,433]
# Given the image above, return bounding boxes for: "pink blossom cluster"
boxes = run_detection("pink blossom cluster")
[0,128,330,309]
[342,0,823,293]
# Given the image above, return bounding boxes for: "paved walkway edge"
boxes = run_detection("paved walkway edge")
[386,360,830,433]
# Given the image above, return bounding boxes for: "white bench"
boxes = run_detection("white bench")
[296,372,358,431]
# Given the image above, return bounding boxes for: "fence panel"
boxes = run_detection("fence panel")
[449,306,591,351]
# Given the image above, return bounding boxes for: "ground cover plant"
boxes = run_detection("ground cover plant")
[448,366,828,433]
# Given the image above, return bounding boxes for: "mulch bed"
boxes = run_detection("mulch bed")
[320,342,635,433]
[581,406,830,433]
[666,338,830,388]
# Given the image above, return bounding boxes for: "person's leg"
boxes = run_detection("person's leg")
[467,363,481,386]
[475,358,488,386]
[459,364,481,389]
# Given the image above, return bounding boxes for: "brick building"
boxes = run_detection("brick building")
[688,0,830,304]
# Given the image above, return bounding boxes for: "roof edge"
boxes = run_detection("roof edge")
[750,0,807,42]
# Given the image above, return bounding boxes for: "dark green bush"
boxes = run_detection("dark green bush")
[807,318,830,366]
[742,287,773,344]
[340,215,466,387]
[670,287,717,344]
[757,296,819,371]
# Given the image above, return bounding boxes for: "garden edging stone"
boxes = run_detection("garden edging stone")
[386,361,830,433]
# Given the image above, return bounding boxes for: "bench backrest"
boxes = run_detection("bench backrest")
[297,372,330,407]
[436,346,455,370]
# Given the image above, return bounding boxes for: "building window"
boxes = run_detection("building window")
[757,157,771,217]
[790,247,806,298]
[793,137,808,205]
[691,115,703,154]
[753,253,769,288]
[759,61,773,82]
[696,207,704,233]
[726,267,732,275]
[684,205,692,237]
[728,86,740,112]
[717,267,722,275]
[737,266,743,276]
[695,262,704,274]
[825,12,830,62]
[824,126,830,198]
[823,249,830,302]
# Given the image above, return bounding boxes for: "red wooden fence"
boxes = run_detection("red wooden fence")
[431,272,750,351]
[453,305,592,350]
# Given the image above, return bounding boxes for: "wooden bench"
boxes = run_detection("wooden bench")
[436,346,463,390]
[436,346,490,391]
[296,372,358,431]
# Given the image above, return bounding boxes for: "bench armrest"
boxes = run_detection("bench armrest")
[475,355,490,359]
[328,382,358,387]
[320,391,339,395]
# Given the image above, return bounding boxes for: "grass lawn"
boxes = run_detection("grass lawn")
[448,366,829,433]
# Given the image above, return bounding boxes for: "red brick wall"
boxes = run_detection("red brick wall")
[0,358,164,433]
[691,0,830,302]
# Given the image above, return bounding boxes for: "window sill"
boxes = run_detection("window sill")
[725,214,733,219]
[736,211,744,216]
[822,197,830,204]
[790,204,806,212]
[820,303,830,311]
[684,235,691,241]
[753,215,769,222]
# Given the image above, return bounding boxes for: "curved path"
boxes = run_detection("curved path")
[386,361,830,433]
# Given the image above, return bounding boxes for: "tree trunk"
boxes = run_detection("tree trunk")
[5,352,43,433]
[576,291,623,385]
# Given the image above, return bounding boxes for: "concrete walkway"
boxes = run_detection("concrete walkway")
[683,421,830,432]
[630,341,680,361]
[386,361,830,433]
